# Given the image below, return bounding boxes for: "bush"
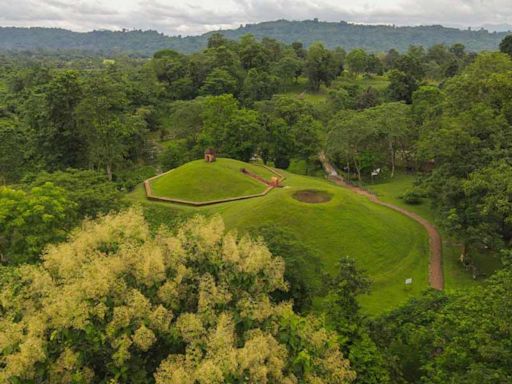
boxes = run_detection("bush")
[114,165,157,191]
[158,140,191,171]
[400,189,423,205]
[24,168,125,219]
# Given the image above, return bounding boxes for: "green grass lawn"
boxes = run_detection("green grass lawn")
[367,174,502,290]
[356,75,390,91]
[129,164,431,315]
[149,158,275,202]
[277,74,390,106]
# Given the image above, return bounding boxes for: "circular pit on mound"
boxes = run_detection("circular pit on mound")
[292,189,332,204]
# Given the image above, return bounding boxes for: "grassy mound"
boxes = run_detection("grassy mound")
[130,166,430,314]
[149,158,275,202]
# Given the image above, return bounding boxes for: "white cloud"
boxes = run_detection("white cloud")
[0,0,511,35]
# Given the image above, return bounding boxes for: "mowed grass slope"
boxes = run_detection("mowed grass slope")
[130,162,430,314]
[368,174,502,290]
[149,158,275,202]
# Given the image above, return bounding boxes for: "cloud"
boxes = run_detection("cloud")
[0,0,511,35]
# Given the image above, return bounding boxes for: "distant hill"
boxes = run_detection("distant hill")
[0,20,509,56]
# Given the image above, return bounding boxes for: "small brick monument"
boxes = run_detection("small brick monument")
[204,148,216,163]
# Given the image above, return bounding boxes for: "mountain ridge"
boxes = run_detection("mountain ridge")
[0,19,509,56]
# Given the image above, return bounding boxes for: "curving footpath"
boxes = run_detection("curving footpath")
[319,152,444,290]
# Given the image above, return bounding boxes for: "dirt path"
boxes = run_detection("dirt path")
[319,152,444,290]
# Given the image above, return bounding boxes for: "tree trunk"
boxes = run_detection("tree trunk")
[106,163,112,182]
[355,164,362,182]
[459,243,469,265]
[389,140,396,178]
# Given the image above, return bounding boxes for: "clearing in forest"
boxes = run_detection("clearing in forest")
[130,160,430,314]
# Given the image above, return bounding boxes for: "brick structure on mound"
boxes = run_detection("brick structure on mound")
[240,168,282,187]
[204,148,216,162]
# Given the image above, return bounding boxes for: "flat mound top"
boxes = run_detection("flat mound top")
[150,158,275,202]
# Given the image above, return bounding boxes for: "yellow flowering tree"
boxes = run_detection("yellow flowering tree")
[0,208,355,383]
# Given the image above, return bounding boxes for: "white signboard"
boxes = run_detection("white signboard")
[405,278,413,285]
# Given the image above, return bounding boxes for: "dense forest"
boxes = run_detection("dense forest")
[0,19,509,56]
[1,30,512,383]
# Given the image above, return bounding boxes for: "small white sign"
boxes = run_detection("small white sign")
[405,278,413,285]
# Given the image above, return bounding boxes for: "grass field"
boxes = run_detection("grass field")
[356,75,390,91]
[278,74,390,106]
[367,174,502,290]
[149,158,274,202]
[130,162,430,315]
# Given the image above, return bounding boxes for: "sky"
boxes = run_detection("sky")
[1,0,511,36]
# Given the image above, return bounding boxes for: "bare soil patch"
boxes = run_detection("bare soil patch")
[293,189,332,203]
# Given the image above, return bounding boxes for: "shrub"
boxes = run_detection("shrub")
[401,189,423,205]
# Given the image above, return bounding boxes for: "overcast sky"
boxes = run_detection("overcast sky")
[1,0,511,36]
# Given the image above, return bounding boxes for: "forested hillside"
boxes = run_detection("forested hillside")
[2,29,512,383]
[0,19,508,56]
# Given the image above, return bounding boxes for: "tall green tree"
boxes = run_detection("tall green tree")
[0,119,32,183]
[242,68,279,105]
[304,42,336,91]
[387,70,418,104]
[0,183,75,264]
[199,68,238,96]
[0,210,356,383]
[499,35,512,57]
[346,49,369,75]
[75,73,145,180]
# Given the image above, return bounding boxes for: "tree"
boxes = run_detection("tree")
[261,117,294,169]
[75,73,145,180]
[207,32,228,48]
[201,94,262,161]
[21,70,85,170]
[291,41,306,59]
[256,95,318,169]
[369,102,412,177]
[151,50,193,99]
[355,87,380,110]
[239,34,270,70]
[272,53,302,84]
[418,53,512,262]
[23,169,124,220]
[44,71,84,167]
[326,257,390,384]
[0,119,31,183]
[387,70,418,104]
[0,183,75,264]
[252,224,323,312]
[292,114,323,169]
[383,49,400,70]
[199,68,238,96]
[158,140,191,170]
[328,257,371,323]
[327,110,379,181]
[241,68,279,105]
[365,54,383,75]
[394,54,425,79]
[0,209,356,383]
[499,35,512,57]
[372,269,512,383]
[346,49,369,75]
[411,85,444,126]
[220,108,262,162]
[304,42,336,91]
